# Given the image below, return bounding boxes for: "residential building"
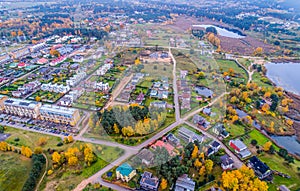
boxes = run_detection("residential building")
[37,58,48,65]
[72,55,84,63]
[178,127,203,144]
[166,133,180,146]
[193,114,210,129]
[140,171,159,191]
[66,71,86,87]
[136,149,154,166]
[10,47,30,59]
[175,174,195,191]
[150,101,167,109]
[39,104,80,126]
[50,55,66,66]
[96,63,113,75]
[220,154,234,170]
[0,53,11,64]
[212,123,229,138]
[229,139,251,158]
[3,98,41,118]
[29,42,47,52]
[151,140,175,155]
[248,156,272,179]
[116,163,136,182]
[12,80,41,98]
[41,83,70,94]
[278,185,290,191]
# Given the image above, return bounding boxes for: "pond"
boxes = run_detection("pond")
[195,86,213,97]
[192,24,246,38]
[270,135,300,156]
[265,62,300,95]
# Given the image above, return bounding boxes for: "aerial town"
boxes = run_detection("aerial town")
[0,0,299,191]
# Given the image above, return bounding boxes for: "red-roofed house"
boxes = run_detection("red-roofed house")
[18,62,27,68]
[151,140,175,155]
[37,58,48,65]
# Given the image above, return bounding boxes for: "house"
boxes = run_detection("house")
[180,70,188,79]
[139,171,159,191]
[175,174,195,191]
[212,123,229,138]
[150,101,167,109]
[166,133,180,146]
[116,163,136,182]
[135,93,145,105]
[207,147,215,157]
[37,58,48,65]
[248,156,272,179]
[193,114,210,129]
[220,154,234,170]
[17,62,27,68]
[203,107,212,116]
[178,127,203,144]
[229,139,251,158]
[72,55,84,63]
[151,140,175,155]
[136,149,154,166]
[210,141,221,151]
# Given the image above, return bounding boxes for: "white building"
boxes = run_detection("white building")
[66,71,86,87]
[41,83,70,94]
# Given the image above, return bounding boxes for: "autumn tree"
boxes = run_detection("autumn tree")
[37,137,48,146]
[67,135,74,143]
[21,146,33,158]
[199,166,206,176]
[34,147,43,154]
[221,165,268,191]
[113,123,119,134]
[263,141,272,152]
[0,141,9,151]
[68,156,79,166]
[52,152,62,165]
[160,178,168,190]
[205,159,214,174]
[261,103,270,112]
[253,47,263,56]
[191,145,199,159]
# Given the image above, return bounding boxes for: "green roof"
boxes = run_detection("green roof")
[116,163,134,176]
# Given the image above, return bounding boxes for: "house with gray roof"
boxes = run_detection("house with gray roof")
[175,174,195,191]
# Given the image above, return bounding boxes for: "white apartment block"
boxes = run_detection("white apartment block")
[41,83,70,94]
[66,71,86,87]
[3,98,41,118]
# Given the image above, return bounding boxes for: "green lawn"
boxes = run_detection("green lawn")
[258,153,300,191]
[237,58,251,68]
[0,151,32,191]
[224,123,246,138]
[216,59,248,81]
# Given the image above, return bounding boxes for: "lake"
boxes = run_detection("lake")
[265,62,300,95]
[192,24,246,38]
[271,135,300,156]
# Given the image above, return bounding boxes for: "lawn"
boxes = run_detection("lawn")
[258,153,300,191]
[0,151,32,191]
[3,127,124,191]
[143,63,173,79]
[224,123,246,138]
[237,58,252,68]
[216,59,248,81]
[252,71,273,89]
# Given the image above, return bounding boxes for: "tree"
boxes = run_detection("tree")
[35,96,41,102]
[21,146,33,158]
[205,159,214,174]
[34,147,43,154]
[263,141,272,152]
[269,145,275,154]
[278,148,288,158]
[261,103,270,112]
[52,152,62,164]
[50,49,60,57]
[37,137,48,146]
[253,47,263,56]
[231,115,239,123]
[67,135,74,143]
[47,169,53,175]
[199,166,206,176]
[113,123,119,134]
[191,145,199,159]
[251,139,257,146]
[194,159,202,169]
[221,165,268,191]
[160,178,168,190]
[68,156,78,166]
[0,141,9,151]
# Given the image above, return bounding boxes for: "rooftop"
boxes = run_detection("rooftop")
[116,163,135,176]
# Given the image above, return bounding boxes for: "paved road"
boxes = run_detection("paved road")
[234,58,253,83]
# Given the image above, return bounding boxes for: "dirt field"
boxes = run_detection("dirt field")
[170,16,276,55]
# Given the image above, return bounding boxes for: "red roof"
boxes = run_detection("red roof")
[38,58,48,64]
[18,62,26,67]
[151,140,174,154]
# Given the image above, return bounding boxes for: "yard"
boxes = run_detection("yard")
[258,153,300,191]
[29,90,63,103]
[216,59,248,82]
[0,151,32,191]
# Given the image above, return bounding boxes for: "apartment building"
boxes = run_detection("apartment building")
[10,47,30,59]
[3,98,41,118]
[41,83,70,94]
[66,71,86,87]
[39,104,80,126]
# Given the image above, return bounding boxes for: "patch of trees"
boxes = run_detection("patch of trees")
[48,28,107,39]
[192,29,205,39]
[206,27,217,35]
[22,154,46,191]
[92,105,167,136]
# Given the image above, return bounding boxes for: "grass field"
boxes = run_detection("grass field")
[258,153,300,191]
[2,127,124,191]
[0,151,32,191]
[216,59,248,81]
